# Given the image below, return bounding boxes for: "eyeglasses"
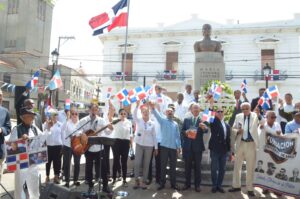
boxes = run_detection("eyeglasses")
[71,113,78,116]
[120,113,127,115]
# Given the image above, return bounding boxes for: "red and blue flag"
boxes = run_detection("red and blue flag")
[48,70,63,90]
[202,109,215,123]
[241,79,247,93]
[266,85,279,99]
[89,0,128,36]
[6,153,29,172]
[25,70,40,90]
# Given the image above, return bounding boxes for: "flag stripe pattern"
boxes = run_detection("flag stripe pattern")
[89,0,128,36]
[202,109,215,123]
[48,70,63,90]
[241,79,247,93]
[6,152,29,172]
[25,70,40,90]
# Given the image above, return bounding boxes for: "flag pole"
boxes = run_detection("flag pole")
[122,0,130,89]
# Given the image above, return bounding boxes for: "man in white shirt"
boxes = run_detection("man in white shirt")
[278,93,294,134]
[259,111,282,196]
[174,93,188,121]
[183,84,194,104]
[77,103,113,193]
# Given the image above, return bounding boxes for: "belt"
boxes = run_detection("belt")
[241,139,254,142]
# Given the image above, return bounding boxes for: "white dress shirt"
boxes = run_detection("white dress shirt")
[133,108,157,149]
[113,119,132,140]
[44,121,63,146]
[62,120,79,147]
[174,101,189,121]
[183,91,194,104]
[77,115,109,152]
[221,120,227,139]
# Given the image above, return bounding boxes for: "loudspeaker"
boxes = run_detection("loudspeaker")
[14,86,29,125]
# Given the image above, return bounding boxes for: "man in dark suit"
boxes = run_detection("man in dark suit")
[229,90,248,127]
[181,104,208,192]
[209,102,231,193]
[251,88,273,115]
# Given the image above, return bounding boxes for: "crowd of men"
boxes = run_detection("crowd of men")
[0,83,299,198]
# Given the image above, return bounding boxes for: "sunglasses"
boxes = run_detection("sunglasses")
[71,113,78,116]
[217,110,223,113]
[120,113,127,115]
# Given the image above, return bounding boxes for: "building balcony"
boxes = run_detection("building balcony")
[156,70,185,81]
[110,72,139,81]
[225,70,288,81]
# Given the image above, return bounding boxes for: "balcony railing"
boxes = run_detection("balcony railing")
[254,70,288,81]
[156,70,185,81]
[110,72,139,81]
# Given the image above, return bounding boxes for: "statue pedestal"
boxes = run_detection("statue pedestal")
[193,52,225,89]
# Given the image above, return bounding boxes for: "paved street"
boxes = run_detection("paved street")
[0,165,296,199]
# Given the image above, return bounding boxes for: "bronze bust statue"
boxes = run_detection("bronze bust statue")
[194,24,222,52]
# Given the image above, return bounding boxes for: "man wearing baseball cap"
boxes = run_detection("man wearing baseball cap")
[9,107,46,199]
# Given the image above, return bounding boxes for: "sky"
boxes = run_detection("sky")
[50,0,300,75]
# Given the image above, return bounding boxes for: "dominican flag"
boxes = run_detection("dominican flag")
[106,87,113,99]
[89,0,128,36]
[48,70,63,90]
[241,79,247,93]
[6,153,29,172]
[65,99,71,110]
[135,86,147,100]
[271,69,280,80]
[266,85,279,99]
[144,84,155,97]
[116,88,128,101]
[128,89,138,103]
[25,70,40,90]
[202,109,215,123]
[213,86,222,101]
[208,82,217,96]
[258,92,271,110]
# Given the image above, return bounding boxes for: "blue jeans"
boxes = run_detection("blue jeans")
[210,151,227,188]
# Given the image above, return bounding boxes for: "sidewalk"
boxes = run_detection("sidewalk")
[0,165,295,199]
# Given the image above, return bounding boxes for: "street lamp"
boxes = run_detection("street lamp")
[263,63,272,89]
[50,48,59,106]
[96,78,101,100]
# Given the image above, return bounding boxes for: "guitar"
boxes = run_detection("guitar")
[71,119,121,155]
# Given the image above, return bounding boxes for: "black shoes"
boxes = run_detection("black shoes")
[64,182,69,188]
[247,191,255,197]
[73,181,80,186]
[171,185,180,191]
[217,187,225,193]
[102,186,112,194]
[181,185,191,191]
[211,187,217,193]
[228,187,241,192]
[195,186,201,192]
[157,184,165,191]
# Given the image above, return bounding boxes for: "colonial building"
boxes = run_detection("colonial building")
[0,0,54,111]
[99,14,300,100]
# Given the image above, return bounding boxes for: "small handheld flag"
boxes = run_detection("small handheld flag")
[25,70,40,90]
[48,70,63,90]
[202,109,215,123]
[241,79,247,93]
